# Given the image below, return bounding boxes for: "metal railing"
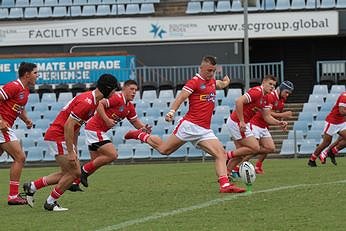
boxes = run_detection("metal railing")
[135,61,284,89]
[316,60,346,83]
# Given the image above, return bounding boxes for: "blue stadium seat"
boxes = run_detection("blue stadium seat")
[2,0,15,7]
[43,152,56,161]
[79,146,91,161]
[158,89,174,101]
[59,0,72,5]
[34,119,51,130]
[25,146,44,162]
[21,137,36,148]
[45,0,58,6]
[187,144,203,158]
[30,0,43,6]
[16,0,30,7]
[117,4,125,15]
[57,92,73,103]
[280,139,296,155]
[312,85,328,95]
[262,0,276,10]
[169,145,187,159]
[231,0,243,11]
[0,8,9,18]
[152,149,167,159]
[306,130,322,142]
[186,1,201,14]
[24,7,38,18]
[290,0,305,8]
[275,0,290,9]
[306,0,321,8]
[287,130,304,140]
[320,0,336,8]
[325,93,339,104]
[330,85,345,94]
[315,110,328,120]
[310,120,325,131]
[302,102,319,116]
[38,6,53,17]
[82,5,96,16]
[71,5,82,16]
[297,112,314,124]
[88,0,101,4]
[102,0,115,3]
[152,99,168,110]
[28,93,40,105]
[214,105,231,115]
[41,93,56,103]
[201,1,214,13]
[133,143,151,159]
[32,103,49,112]
[212,113,226,125]
[225,141,235,151]
[125,3,140,14]
[50,102,65,111]
[27,110,43,120]
[144,107,162,117]
[142,90,157,100]
[74,0,87,4]
[249,0,262,11]
[336,0,346,8]
[308,94,325,107]
[96,4,111,15]
[8,8,23,18]
[298,140,318,155]
[117,0,131,3]
[140,3,155,14]
[293,121,309,134]
[216,0,231,12]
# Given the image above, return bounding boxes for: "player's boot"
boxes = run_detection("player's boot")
[80,167,89,188]
[329,152,337,166]
[308,159,317,167]
[68,183,83,192]
[219,184,246,193]
[124,129,142,140]
[255,166,265,174]
[8,193,27,205]
[23,182,35,207]
[44,201,68,211]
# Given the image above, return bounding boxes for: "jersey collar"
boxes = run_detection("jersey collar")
[91,90,97,105]
[195,73,205,80]
[16,79,25,89]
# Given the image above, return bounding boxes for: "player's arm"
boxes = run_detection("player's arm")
[130,117,145,129]
[97,99,116,127]
[216,75,230,90]
[64,116,80,161]
[235,95,248,127]
[18,109,33,129]
[271,110,293,119]
[0,90,9,130]
[262,109,288,130]
[165,90,190,122]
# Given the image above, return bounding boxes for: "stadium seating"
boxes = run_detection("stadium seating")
[25,146,44,162]
[280,139,296,155]
[290,0,305,9]
[186,1,201,14]
[216,0,231,12]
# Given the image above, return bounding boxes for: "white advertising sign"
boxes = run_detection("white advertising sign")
[0,11,338,46]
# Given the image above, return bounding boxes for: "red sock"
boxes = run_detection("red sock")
[310,154,317,161]
[34,177,48,190]
[226,151,235,159]
[51,187,64,200]
[83,161,96,175]
[331,147,339,155]
[9,181,19,196]
[233,165,239,172]
[256,161,263,168]
[73,178,81,184]
[138,132,150,142]
[218,175,230,188]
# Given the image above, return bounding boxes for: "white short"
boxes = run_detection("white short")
[324,121,346,136]
[173,119,217,146]
[226,117,254,141]
[85,129,111,146]
[250,124,272,139]
[0,128,18,143]
[45,140,77,156]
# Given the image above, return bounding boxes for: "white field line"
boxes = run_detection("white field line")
[96,179,346,231]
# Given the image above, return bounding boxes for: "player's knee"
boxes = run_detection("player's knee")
[73,168,81,179]
[251,144,261,154]
[13,152,26,164]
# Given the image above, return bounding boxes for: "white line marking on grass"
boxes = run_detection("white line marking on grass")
[96,180,346,231]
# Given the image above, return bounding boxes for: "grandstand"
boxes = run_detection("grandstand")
[0,0,345,164]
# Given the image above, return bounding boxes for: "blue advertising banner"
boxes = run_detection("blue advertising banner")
[0,55,136,85]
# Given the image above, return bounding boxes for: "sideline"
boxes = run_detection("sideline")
[96,179,346,231]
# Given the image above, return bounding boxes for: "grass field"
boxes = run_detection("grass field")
[0,158,346,231]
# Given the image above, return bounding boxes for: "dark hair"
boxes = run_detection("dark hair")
[263,75,277,82]
[123,79,138,87]
[18,62,37,77]
[202,56,217,65]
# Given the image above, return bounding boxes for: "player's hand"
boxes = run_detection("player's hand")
[222,75,231,88]
[25,119,33,129]
[279,121,288,131]
[0,120,9,132]
[67,150,78,162]
[141,124,152,134]
[105,118,117,128]
[239,121,246,133]
[165,109,175,122]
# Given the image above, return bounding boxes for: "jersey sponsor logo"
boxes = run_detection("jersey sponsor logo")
[200,84,206,90]
[12,103,24,113]
[111,113,122,122]
[84,97,92,105]
[119,105,124,112]
[200,92,215,102]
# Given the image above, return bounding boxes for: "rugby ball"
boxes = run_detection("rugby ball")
[239,161,256,184]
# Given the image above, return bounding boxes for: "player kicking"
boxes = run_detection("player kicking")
[124,56,246,193]
[242,81,294,174]
[225,75,288,176]
[308,91,346,167]
[0,62,38,205]
[23,74,119,211]
[78,80,150,188]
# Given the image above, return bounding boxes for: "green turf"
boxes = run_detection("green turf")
[0,158,345,231]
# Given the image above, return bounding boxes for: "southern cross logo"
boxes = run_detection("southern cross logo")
[150,24,166,39]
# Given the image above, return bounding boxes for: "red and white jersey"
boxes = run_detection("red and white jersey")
[45,91,98,142]
[250,90,286,128]
[230,86,268,123]
[0,79,29,127]
[182,74,216,129]
[85,92,137,132]
[325,92,346,124]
